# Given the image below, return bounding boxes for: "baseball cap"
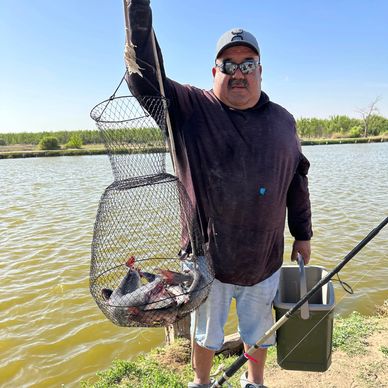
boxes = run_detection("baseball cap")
[215,28,260,59]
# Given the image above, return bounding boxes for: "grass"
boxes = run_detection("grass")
[80,339,193,388]
[80,338,246,388]
[300,135,387,145]
[81,307,385,387]
[380,346,388,357]
[332,311,379,355]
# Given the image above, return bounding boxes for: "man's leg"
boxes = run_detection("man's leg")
[243,344,267,384]
[236,269,281,387]
[189,279,233,386]
[192,342,215,384]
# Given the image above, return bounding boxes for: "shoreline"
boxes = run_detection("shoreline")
[0,146,167,159]
[1,137,387,159]
[81,301,388,387]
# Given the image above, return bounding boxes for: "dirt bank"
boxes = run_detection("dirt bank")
[265,312,388,387]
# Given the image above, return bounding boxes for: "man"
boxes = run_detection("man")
[126,2,312,387]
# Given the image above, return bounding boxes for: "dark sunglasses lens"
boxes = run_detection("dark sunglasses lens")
[221,60,257,75]
[223,62,237,75]
[240,61,256,74]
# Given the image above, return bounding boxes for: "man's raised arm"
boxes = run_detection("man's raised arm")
[124,0,166,97]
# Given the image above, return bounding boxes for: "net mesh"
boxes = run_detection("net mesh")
[90,94,214,327]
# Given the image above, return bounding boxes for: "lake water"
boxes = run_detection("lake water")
[0,143,387,387]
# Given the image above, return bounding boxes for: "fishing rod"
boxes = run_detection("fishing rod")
[211,216,388,387]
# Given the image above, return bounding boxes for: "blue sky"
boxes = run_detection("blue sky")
[1,0,388,133]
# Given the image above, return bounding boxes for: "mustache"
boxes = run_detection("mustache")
[228,79,248,88]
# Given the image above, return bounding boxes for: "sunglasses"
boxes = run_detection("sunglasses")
[215,59,260,75]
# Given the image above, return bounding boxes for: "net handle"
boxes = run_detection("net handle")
[150,29,178,172]
[122,0,178,173]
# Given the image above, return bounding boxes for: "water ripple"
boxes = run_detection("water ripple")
[0,146,387,387]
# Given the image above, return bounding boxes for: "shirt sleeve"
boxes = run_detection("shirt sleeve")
[286,151,313,240]
[123,0,196,132]
[123,0,164,97]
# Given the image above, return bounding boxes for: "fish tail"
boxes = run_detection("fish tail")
[187,270,201,293]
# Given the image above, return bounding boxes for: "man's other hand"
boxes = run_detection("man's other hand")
[291,240,311,264]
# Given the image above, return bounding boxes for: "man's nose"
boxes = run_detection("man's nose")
[232,67,245,79]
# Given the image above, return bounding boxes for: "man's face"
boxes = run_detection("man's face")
[212,45,262,110]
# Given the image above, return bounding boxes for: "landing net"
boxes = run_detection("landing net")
[89,93,214,327]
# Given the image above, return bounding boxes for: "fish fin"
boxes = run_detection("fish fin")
[140,271,157,283]
[158,269,192,285]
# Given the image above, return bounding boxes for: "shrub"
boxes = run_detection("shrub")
[64,134,83,149]
[0,138,6,146]
[349,125,362,138]
[39,136,60,150]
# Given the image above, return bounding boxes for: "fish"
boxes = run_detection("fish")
[124,304,179,326]
[144,255,213,310]
[102,257,190,310]
[141,255,213,310]
[178,254,213,296]
[101,255,213,325]
[101,256,141,305]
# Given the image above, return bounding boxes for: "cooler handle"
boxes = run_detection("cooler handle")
[297,253,310,320]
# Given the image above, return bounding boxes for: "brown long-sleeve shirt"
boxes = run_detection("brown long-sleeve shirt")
[125,0,312,285]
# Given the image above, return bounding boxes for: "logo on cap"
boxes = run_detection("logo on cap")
[231,28,244,42]
[232,28,243,35]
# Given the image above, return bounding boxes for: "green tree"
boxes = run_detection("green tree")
[296,118,313,138]
[368,115,388,136]
[349,125,363,138]
[39,136,60,150]
[328,115,360,137]
[312,118,328,138]
[296,118,328,138]
[65,134,83,149]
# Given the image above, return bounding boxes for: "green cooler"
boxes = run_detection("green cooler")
[273,261,335,372]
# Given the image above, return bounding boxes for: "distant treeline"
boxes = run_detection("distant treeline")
[297,114,388,139]
[0,130,102,146]
[1,114,388,145]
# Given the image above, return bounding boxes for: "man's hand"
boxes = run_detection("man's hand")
[291,240,311,264]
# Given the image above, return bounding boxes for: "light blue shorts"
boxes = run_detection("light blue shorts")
[191,268,281,351]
